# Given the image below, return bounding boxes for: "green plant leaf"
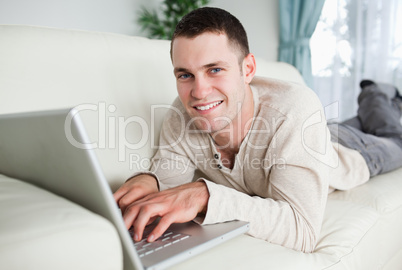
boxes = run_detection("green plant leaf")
[138,0,211,40]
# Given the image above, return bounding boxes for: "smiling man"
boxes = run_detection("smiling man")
[114,7,402,253]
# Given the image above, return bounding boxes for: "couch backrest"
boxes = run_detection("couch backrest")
[0,25,305,190]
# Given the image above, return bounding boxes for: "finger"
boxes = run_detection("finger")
[118,194,134,215]
[113,191,129,215]
[113,185,127,204]
[113,184,135,212]
[133,205,159,242]
[122,203,141,230]
[113,177,156,208]
[148,214,174,242]
[117,189,148,214]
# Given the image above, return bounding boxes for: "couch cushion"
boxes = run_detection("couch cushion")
[171,198,382,269]
[321,199,402,270]
[0,174,122,270]
[329,167,402,214]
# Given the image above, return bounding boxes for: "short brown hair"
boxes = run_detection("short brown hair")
[170,7,250,61]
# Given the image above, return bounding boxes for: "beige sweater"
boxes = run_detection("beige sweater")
[148,77,370,252]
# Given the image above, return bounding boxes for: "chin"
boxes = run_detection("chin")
[188,113,232,134]
[198,122,231,135]
[193,121,213,133]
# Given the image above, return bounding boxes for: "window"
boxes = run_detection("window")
[311,0,402,120]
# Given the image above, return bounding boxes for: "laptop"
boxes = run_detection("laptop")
[0,108,249,270]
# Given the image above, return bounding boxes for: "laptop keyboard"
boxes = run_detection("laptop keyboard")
[129,227,191,258]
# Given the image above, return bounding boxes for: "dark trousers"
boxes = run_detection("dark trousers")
[328,86,402,176]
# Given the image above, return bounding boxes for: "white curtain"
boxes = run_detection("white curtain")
[310,0,402,121]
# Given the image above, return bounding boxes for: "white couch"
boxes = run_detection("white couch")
[1,25,402,270]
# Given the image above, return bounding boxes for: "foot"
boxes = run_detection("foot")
[360,79,375,89]
[396,89,402,101]
[360,79,400,100]
[393,94,402,116]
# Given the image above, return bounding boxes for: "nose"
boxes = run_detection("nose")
[191,76,212,100]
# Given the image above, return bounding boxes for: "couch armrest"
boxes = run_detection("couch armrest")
[0,174,122,270]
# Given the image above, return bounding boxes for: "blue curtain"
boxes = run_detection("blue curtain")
[278,0,326,87]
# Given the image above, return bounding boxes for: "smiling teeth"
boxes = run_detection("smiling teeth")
[196,101,222,111]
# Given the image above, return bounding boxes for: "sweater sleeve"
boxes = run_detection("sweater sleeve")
[198,164,327,253]
[199,179,320,253]
[197,92,331,253]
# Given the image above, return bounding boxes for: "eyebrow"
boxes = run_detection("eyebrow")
[174,61,230,74]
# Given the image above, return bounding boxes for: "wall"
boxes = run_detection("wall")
[0,0,279,61]
[211,0,279,61]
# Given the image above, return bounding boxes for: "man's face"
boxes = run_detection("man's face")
[171,32,253,133]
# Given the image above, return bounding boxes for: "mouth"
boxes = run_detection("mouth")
[193,101,223,111]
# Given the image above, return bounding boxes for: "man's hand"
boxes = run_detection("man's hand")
[113,174,159,215]
[121,181,209,243]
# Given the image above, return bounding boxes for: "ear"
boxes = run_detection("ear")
[242,53,256,84]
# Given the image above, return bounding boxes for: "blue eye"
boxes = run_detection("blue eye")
[179,73,192,79]
[211,68,221,73]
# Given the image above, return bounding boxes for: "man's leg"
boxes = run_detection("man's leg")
[328,81,402,177]
[328,123,402,176]
[357,81,402,142]
[341,116,362,131]
[339,81,402,132]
